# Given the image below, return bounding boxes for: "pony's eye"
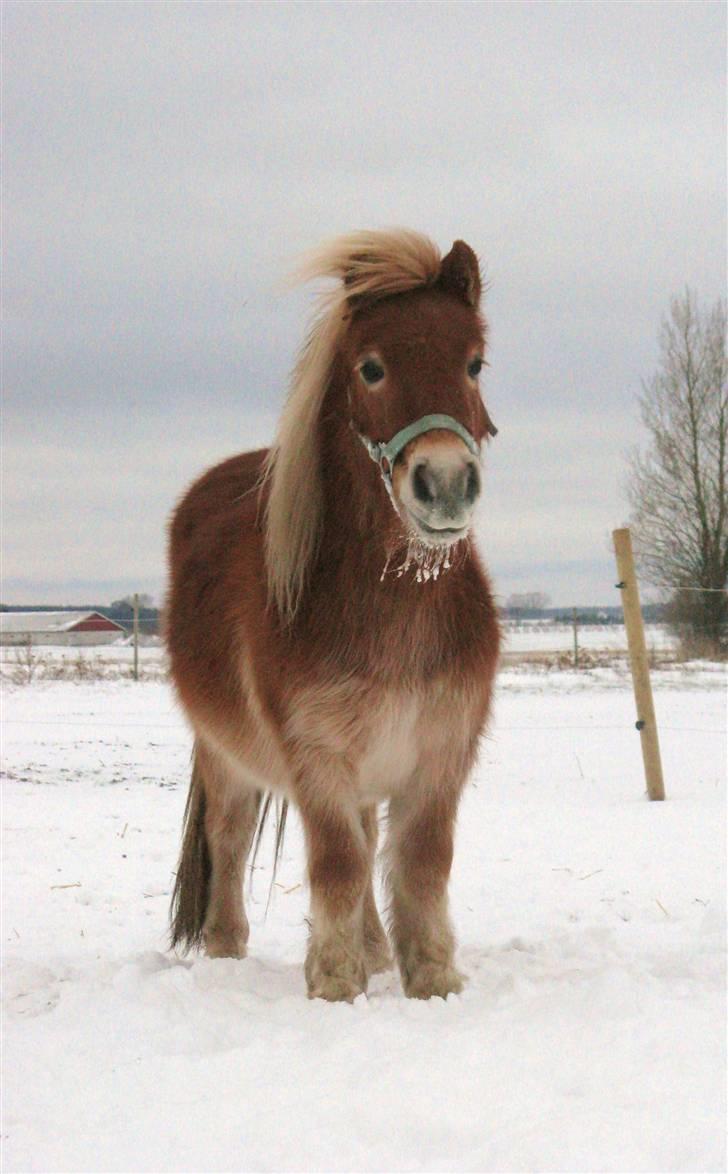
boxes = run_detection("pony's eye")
[359,359,385,385]
[467,356,483,379]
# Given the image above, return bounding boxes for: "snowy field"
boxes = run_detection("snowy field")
[501,622,676,658]
[2,663,726,1173]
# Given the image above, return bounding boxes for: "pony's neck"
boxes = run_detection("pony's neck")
[318,398,401,575]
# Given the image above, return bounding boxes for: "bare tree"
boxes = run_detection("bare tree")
[506,592,551,617]
[627,289,727,654]
[110,594,154,613]
[12,635,39,685]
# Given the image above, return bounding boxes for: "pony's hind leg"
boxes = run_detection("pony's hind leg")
[197,742,261,959]
[360,805,392,976]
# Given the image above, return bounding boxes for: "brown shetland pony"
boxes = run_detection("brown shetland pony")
[167,230,500,1001]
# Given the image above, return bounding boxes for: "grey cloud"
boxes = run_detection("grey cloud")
[3,0,725,604]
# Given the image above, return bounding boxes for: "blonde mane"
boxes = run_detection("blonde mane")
[263,229,442,621]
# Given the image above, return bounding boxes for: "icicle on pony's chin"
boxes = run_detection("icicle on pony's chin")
[380,528,472,585]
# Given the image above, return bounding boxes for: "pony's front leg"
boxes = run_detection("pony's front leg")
[296,761,370,1002]
[386,788,464,999]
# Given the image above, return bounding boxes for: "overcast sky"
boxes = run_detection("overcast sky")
[3,0,726,607]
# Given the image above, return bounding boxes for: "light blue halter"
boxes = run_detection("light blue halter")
[358,413,480,499]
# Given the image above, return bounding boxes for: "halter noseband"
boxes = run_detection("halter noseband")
[357,413,481,499]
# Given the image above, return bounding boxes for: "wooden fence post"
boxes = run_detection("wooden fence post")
[572,606,579,668]
[612,527,665,801]
[133,593,139,682]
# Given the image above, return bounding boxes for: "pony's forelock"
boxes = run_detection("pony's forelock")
[292,229,442,303]
[263,230,443,622]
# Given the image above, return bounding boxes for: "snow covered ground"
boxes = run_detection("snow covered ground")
[501,621,676,657]
[2,664,726,1173]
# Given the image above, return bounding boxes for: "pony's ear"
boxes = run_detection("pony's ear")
[342,256,368,288]
[437,240,482,307]
[342,254,383,313]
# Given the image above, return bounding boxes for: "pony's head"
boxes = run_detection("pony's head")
[265,230,496,619]
[340,242,494,548]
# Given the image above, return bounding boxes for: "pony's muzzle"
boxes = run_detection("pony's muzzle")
[411,458,480,510]
[396,434,481,545]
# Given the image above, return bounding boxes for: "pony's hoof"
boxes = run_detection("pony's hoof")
[305,949,367,1002]
[204,926,247,959]
[304,937,367,1002]
[403,963,465,1000]
[307,973,366,1003]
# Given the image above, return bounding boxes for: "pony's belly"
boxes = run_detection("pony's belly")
[355,693,421,803]
[285,677,484,805]
[197,716,293,798]
[285,680,422,802]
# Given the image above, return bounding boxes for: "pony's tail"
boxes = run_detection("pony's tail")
[249,793,289,912]
[169,748,211,953]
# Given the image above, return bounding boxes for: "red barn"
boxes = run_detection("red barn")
[0,611,127,646]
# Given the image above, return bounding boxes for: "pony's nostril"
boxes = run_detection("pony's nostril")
[412,462,436,505]
[464,462,480,505]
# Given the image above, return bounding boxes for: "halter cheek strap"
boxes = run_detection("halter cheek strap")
[358,413,481,500]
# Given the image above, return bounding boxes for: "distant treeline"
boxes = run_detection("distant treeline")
[503,604,666,623]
